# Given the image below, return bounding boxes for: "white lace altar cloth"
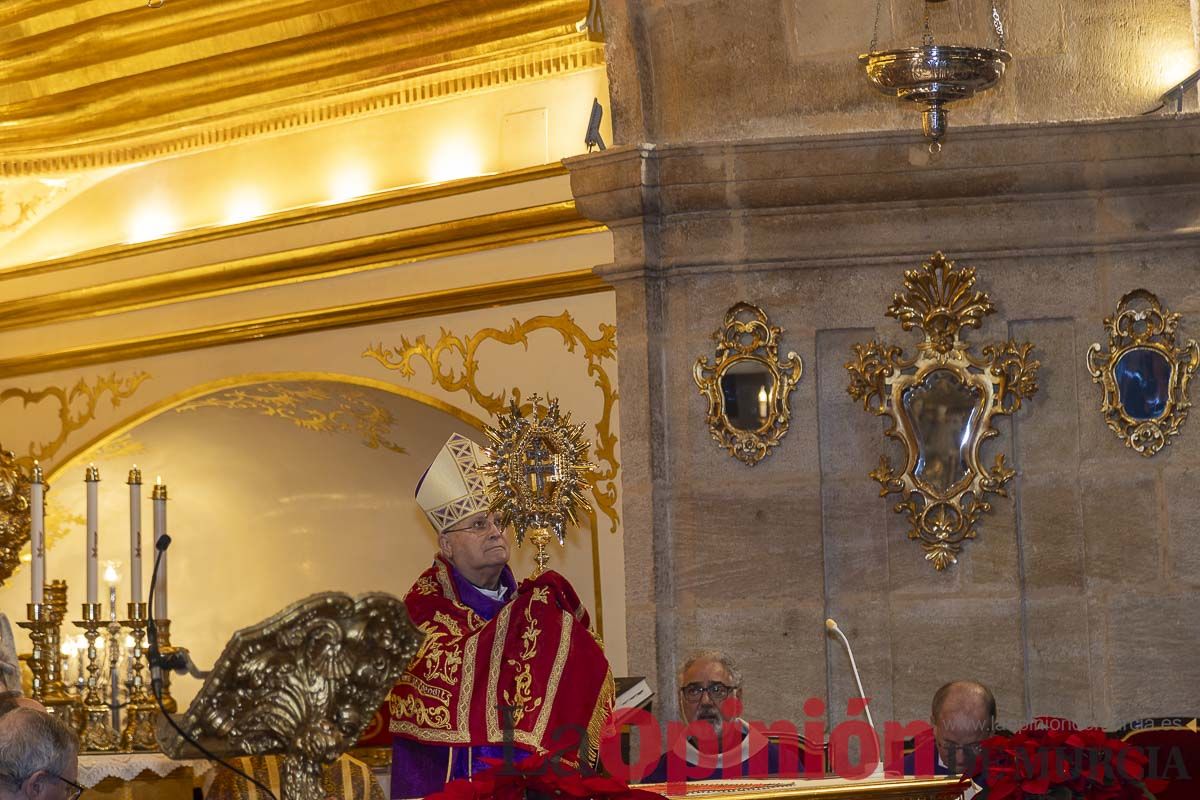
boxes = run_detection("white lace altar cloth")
[78,753,213,788]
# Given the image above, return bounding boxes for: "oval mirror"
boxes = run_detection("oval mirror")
[1114,347,1173,421]
[720,360,775,432]
[902,369,983,494]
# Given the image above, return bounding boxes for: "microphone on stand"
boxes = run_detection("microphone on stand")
[147,534,278,800]
[826,618,885,777]
[824,618,877,733]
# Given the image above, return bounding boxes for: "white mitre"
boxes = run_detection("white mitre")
[415,433,491,533]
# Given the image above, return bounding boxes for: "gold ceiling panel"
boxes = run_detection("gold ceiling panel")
[0,0,595,176]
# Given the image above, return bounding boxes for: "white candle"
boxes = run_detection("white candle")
[85,464,100,605]
[128,467,143,604]
[757,385,769,419]
[152,478,167,620]
[30,462,45,605]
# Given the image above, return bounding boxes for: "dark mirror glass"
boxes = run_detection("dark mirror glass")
[1115,347,1172,421]
[902,370,982,494]
[720,360,775,432]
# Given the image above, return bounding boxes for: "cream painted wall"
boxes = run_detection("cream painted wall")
[0,289,628,701]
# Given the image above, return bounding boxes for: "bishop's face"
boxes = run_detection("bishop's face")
[439,511,510,582]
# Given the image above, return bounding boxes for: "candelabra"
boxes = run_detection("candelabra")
[74,603,120,751]
[119,602,158,751]
[18,581,79,728]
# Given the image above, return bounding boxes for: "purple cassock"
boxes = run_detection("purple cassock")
[390,560,521,799]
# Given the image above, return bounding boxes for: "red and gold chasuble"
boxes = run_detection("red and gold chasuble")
[388,556,614,762]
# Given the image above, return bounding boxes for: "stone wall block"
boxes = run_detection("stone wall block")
[1165,465,1200,587]
[1104,594,1200,725]
[1078,472,1161,586]
[1023,594,1095,725]
[1017,479,1087,591]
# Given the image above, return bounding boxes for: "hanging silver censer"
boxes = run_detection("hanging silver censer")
[860,0,1011,152]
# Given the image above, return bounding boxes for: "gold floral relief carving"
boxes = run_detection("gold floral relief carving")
[0,371,150,471]
[174,383,406,454]
[846,252,1039,571]
[1087,290,1199,456]
[362,313,620,532]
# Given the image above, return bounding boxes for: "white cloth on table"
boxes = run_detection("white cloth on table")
[77,752,213,788]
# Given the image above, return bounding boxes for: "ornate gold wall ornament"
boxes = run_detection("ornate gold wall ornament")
[363,312,620,533]
[0,372,151,470]
[693,303,803,466]
[174,383,407,455]
[0,447,31,586]
[159,592,421,800]
[845,252,1039,570]
[482,396,596,576]
[1086,290,1200,456]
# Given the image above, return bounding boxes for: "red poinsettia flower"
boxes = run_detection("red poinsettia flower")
[975,718,1165,800]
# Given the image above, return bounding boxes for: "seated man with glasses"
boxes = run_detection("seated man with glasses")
[0,705,83,800]
[904,680,996,778]
[387,434,612,799]
[644,650,802,783]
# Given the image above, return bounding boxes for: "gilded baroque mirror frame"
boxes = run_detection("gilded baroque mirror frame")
[845,253,1040,570]
[1086,289,1199,456]
[694,303,803,466]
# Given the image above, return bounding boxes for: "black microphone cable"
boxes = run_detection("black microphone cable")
[147,535,280,800]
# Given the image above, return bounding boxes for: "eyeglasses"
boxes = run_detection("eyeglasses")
[1,771,84,800]
[943,740,985,756]
[49,772,85,800]
[680,682,737,702]
[444,515,498,535]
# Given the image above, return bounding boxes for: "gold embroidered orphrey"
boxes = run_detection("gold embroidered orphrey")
[846,253,1039,571]
[0,447,32,586]
[1086,289,1200,457]
[693,302,803,465]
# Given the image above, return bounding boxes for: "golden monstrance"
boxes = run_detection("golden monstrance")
[482,395,595,576]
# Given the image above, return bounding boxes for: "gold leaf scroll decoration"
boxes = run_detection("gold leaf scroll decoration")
[173,383,406,454]
[0,371,151,471]
[362,313,620,532]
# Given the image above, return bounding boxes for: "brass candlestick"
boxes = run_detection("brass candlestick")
[154,618,178,714]
[120,602,158,751]
[74,603,120,751]
[17,603,51,703]
[18,582,79,727]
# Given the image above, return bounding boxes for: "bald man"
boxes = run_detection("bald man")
[904,680,996,777]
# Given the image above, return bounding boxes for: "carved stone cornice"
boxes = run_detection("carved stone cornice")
[0,0,596,176]
[565,116,1200,280]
